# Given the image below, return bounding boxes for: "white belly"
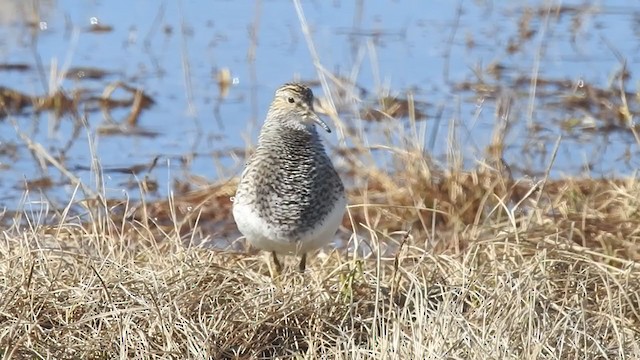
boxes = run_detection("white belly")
[232,196,347,255]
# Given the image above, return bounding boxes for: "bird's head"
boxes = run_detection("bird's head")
[267,83,331,133]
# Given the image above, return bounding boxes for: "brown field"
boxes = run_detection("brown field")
[2,2,640,359]
[2,124,640,358]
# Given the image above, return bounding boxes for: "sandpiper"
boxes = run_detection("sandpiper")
[232,82,346,273]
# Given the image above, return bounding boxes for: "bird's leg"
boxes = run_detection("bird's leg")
[272,251,283,275]
[298,253,307,272]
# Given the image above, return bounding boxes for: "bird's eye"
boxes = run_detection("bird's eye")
[287,97,295,104]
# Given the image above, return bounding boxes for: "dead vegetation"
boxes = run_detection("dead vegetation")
[1,1,640,359]
[1,188,640,358]
[0,78,154,126]
[3,112,640,357]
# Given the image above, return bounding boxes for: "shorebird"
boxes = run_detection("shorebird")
[232,82,346,273]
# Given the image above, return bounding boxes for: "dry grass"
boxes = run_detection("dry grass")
[1,211,639,359]
[1,2,640,359]
[2,144,640,359]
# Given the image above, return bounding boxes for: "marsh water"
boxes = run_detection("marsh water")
[0,0,639,211]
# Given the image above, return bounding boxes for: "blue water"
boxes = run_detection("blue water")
[0,0,638,209]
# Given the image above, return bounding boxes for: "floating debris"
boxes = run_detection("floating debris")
[455,74,639,136]
[22,176,54,191]
[0,141,18,159]
[121,174,158,193]
[99,81,155,127]
[96,124,159,137]
[65,67,112,80]
[216,68,232,98]
[98,157,160,175]
[34,90,77,117]
[87,17,113,33]
[0,87,32,116]
[0,63,31,72]
[360,96,427,121]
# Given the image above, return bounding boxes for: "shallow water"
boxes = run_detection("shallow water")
[0,0,639,210]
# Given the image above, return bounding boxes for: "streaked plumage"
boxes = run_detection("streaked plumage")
[233,83,346,273]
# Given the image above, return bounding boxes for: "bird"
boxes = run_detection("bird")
[232,82,346,273]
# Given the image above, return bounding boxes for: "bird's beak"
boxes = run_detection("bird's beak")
[307,110,331,133]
